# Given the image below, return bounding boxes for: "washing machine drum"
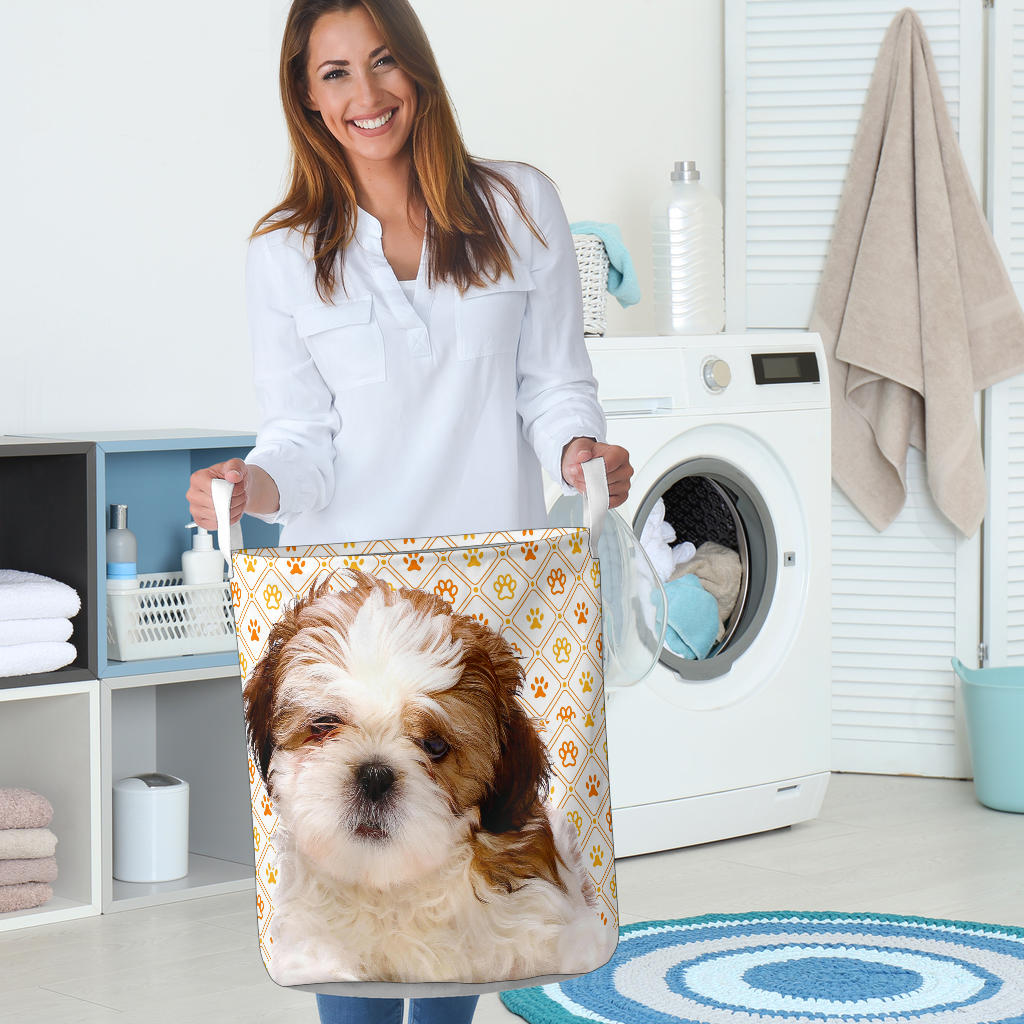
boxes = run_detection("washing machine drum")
[635,459,778,680]
[547,499,668,688]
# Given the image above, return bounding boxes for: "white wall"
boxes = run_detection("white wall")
[0,0,722,436]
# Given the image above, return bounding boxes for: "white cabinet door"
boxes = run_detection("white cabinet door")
[984,0,1024,668]
[724,0,985,778]
[724,0,984,330]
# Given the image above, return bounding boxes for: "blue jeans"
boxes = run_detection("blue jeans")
[315,994,479,1024]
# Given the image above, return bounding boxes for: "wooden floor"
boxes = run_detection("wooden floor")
[1,772,1021,1023]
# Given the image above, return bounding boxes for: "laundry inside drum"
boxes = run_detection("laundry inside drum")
[648,475,750,659]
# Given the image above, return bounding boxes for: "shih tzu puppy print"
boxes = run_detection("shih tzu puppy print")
[243,570,611,985]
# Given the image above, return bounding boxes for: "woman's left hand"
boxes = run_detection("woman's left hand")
[561,437,634,508]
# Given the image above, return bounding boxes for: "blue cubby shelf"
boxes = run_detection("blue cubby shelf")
[22,430,281,680]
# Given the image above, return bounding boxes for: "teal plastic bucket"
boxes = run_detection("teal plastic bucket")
[951,658,1024,813]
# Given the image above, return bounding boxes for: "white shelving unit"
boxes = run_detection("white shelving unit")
[100,666,255,913]
[0,431,280,931]
[0,680,102,932]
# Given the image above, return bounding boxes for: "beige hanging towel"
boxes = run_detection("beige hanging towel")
[811,7,1024,537]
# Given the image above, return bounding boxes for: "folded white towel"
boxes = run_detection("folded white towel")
[0,618,73,647]
[0,571,81,621]
[0,641,76,678]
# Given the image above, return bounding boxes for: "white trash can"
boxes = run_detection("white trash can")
[113,772,189,882]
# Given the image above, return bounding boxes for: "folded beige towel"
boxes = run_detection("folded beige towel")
[0,828,57,860]
[0,856,58,885]
[0,882,53,913]
[0,787,53,829]
[671,542,742,642]
[811,8,1024,536]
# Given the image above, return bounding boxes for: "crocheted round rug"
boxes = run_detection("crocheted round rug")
[499,912,1024,1024]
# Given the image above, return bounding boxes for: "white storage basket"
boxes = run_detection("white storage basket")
[107,572,235,660]
[573,233,610,336]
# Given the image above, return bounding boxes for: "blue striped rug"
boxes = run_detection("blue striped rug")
[500,912,1024,1023]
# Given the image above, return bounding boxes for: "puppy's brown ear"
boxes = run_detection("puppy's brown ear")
[242,578,325,790]
[464,628,552,835]
[479,698,553,835]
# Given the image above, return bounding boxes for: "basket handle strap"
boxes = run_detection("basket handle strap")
[210,477,243,578]
[580,456,609,554]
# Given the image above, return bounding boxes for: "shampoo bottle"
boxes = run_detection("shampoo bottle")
[106,505,138,591]
[182,523,225,585]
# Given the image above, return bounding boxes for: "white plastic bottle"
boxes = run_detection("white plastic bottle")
[106,505,138,591]
[651,160,725,335]
[182,524,225,585]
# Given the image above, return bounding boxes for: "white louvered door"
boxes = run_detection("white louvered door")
[725,0,984,778]
[724,0,983,331]
[984,0,1024,667]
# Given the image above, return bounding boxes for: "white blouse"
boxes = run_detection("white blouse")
[243,160,606,546]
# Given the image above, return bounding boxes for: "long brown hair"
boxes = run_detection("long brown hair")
[254,0,546,302]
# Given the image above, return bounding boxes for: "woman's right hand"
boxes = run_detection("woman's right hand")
[186,458,250,530]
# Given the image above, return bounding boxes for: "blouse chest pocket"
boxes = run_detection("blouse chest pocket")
[456,271,535,360]
[294,296,386,391]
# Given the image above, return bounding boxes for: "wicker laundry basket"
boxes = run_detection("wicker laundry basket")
[573,234,610,336]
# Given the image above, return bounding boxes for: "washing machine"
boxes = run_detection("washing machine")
[554,333,831,858]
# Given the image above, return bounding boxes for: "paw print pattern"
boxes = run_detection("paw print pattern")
[343,556,365,571]
[248,619,261,643]
[434,579,457,603]
[609,876,616,898]
[568,810,583,836]
[596,633,603,659]
[575,601,588,625]
[230,579,241,608]
[493,574,517,600]
[260,794,273,817]
[263,583,283,611]
[558,740,578,767]
[584,711,594,728]
[253,826,260,851]
[403,554,423,571]
[527,607,544,630]
[590,562,600,588]
[570,530,584,554]
[531,676,548,699]
[553,637,572,663]
[286,558,306,575]
[586,774,600,797]
[556,705,576,724]
[248,759,256,785]
[547,567,566,595]
[265,864,278,885]
[471,611,489,627]
[591,844,604,867]
[600,911,608,925]
[462,548,484,567]
[521,541,538,561]
[509,640,524,658]
[256,892,265,919]
[245,555,258,573]
[239,652,247,678]
[607,808,614,831]
[579,670,593,693]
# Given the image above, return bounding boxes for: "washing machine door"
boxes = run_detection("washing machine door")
[547,498,668,688]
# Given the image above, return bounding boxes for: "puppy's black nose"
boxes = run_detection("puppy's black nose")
[357,762,395,803]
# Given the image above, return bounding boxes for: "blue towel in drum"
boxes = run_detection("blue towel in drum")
[664,574,720,660]
[569,220,641,308]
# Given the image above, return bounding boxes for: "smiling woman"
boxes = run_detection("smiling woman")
[183,3,636,1009]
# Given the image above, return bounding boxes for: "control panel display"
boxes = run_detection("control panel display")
[751,351,820,385]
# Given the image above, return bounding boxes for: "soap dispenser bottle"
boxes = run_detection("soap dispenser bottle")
[182,523,225,585]
[107,505,138,591]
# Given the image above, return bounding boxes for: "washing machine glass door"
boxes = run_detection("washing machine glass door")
[547,500,668,688]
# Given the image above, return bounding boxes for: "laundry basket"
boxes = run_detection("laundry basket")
[951,658,1024,813]
[573,234,609,336]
